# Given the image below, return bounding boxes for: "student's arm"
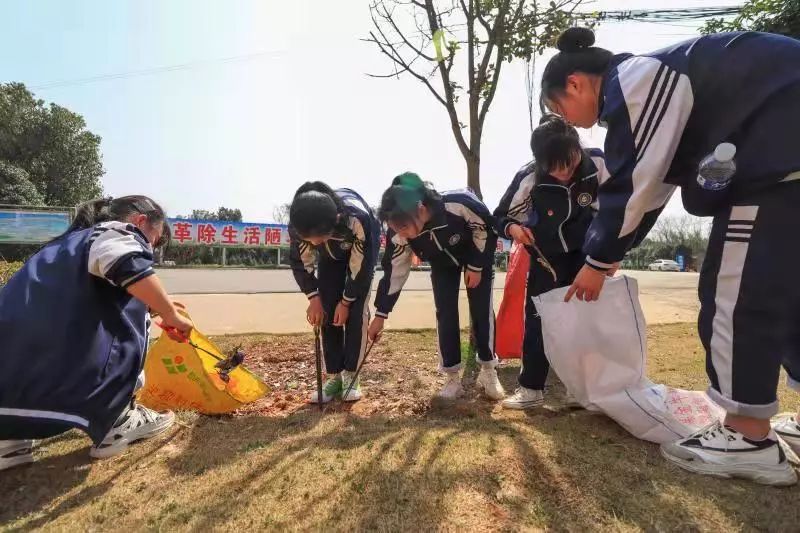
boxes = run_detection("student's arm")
[343,213,379,305]
[582,56,692,271]
[288,231,320,300]
[127,276,193,339]
[494,164,536,239]
[445,193,496,273]
[373,230,413,319]
[567,57,693,302]
[87,223,191,338]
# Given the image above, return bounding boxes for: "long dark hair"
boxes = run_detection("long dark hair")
[540,27,613,110]
[531,114,582,182]
[65,195,170,249]
[289,181,345,238]
[377,172,442,226]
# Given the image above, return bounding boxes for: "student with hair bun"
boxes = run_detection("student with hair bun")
[369,173,504,401]
[288,182,380,404]
[494,114,611,409]
[541,26,800,485]
[0,195,190,469]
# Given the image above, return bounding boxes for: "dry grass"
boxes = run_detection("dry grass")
[1,323,798,532]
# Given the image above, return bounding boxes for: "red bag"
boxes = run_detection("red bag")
[495,242,530,359]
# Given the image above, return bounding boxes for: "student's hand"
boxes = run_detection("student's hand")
[150,301,185,319]
[161,309,194,342]
[564,265,607,302]
[368,317,385,342]
[307,296,325,327]
[606,262,621,277]
[333,301,350,327]
[464,269,482,289]
[508,224,535,246]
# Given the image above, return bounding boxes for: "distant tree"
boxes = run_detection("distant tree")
[702,0,799,38]
[272,203,291,224]
[0,160,44,205]
[0,83,104,206]
[216,206,243,222]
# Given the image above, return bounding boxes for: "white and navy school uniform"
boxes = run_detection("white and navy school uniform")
[494,150,609,389]
[584,31,800,418]
[289,188,380,374]
[0,222,156,444]
[374,189,498,372]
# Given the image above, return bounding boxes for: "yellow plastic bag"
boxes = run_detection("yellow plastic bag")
[139,326,269,414]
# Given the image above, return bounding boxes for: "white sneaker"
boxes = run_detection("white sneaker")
[310,374,342,404]
[772,413,800,456]
[438,372,464,400]
[564,391,583,408]
[341,371,362,402]
[660,420,797,486]
[90,404,175,459]
[477,366,505,400]
[502,387,544,410]
[0,440,34,471]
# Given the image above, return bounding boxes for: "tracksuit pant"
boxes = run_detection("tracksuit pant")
[519,250,585,390]
[317,259,372,374]
[699,177,800,418]
[430,265,497,372]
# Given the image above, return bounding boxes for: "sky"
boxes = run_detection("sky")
[0,0,738,222]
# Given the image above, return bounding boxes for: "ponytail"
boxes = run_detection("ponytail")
[60,195,169,249]
[378,172,441,225]
[289,181,344,238]
[540,27,613,108]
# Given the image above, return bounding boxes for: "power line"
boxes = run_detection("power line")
[29,49,287,91]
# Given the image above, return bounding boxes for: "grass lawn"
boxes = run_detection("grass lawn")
[1,323,798,532]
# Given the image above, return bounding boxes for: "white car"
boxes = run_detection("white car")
[648,259,681,272]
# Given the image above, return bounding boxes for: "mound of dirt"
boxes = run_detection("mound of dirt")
[225,333,508,418]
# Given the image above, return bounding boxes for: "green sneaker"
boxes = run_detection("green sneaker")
[311,374,342,404]
[342,371,362,402]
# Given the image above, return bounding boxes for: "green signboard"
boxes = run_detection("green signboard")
[0,208,73,244]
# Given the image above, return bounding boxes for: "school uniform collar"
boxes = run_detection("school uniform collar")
[598,53,634,125]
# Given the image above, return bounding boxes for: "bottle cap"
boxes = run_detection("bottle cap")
[714,143,736,162]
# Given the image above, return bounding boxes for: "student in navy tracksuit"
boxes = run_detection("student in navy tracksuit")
[540,27,800,485]
[0,196,191,471]
[288,182,380,403]
[494,115,612,409]
[369,172,504,401]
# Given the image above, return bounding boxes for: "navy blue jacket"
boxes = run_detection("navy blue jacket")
[289,188,380,303]
[374,189,497,317]
[585,31,800,269]
[494,149,608,258]
[0,222,155,443]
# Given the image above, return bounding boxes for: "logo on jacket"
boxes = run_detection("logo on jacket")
[448,234,461,246]
[577,192,593,207]
[340,241,353,250]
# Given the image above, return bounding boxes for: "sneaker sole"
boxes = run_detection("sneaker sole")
[660,447,798,487]
[502,400,544,410]
[90,414,176,459]
[0,454,34,471]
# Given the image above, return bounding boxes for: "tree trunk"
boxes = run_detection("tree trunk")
[466,153,482,199]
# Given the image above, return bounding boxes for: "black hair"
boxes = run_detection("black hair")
[531,114,582,182]
[540,27,614,110]
[67,195,170,249]
[289,181,345,238]
[377,172,441,226]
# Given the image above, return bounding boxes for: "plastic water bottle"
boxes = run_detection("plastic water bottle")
[697,143,736,191]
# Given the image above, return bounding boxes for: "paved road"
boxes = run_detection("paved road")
[158,267,697,295]
[156,268,700,335]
